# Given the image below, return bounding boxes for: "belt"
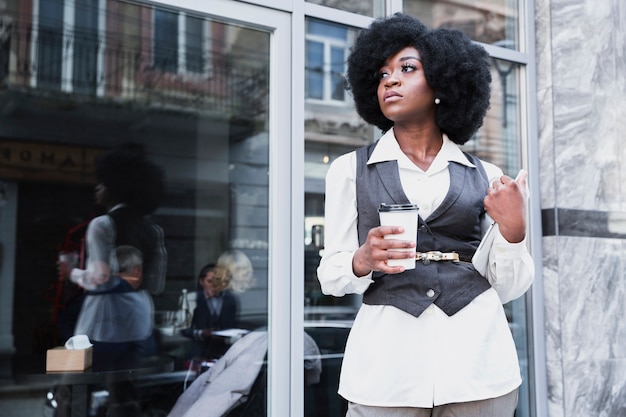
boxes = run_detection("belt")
[415,251,473,264]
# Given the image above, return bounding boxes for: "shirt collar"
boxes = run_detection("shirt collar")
[367,128,476,173]
[108,203,127,213]
[205,291,224,299]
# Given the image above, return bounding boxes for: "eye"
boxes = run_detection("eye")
[377,69,390,80]
[401,63,416,72]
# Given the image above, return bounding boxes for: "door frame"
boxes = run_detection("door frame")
[151,1,296,415]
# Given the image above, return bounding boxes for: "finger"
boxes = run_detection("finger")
[500,175,511,184]
[377,225,405,236]
[378,262,406,274]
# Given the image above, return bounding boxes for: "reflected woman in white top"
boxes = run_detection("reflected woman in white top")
[67,144,167,369]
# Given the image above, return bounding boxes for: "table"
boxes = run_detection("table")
[14,355,175,417]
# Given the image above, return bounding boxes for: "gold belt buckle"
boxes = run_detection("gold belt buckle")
[416,251,459,264]
[429,251,443,261]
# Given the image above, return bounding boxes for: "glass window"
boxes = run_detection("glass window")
[462,58,521,175]
[303,18,529,417]
[154,10,211,76]
[1,1,271,415]
[403,0,520,50]
[303,17,368,417]
[306,0,386,18]
[462,59,530,417]
[154,9,178,73]
[34,0,103,95]
[305,19,350,104]
[305,40,324,100]
[37,0,64,89]
[73,0,99,94]
[185,15,205,73]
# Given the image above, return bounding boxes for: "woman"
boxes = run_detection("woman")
[68,144,167,367]
[182,250,255,358]
[317,13,534,417]
[183,262,240,360]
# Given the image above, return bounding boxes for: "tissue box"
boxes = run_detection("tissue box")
[46,346,93,372]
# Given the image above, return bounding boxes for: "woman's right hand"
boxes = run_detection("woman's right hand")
[352,226,416,277]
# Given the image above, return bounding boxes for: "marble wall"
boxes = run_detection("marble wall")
[535,0,626,416]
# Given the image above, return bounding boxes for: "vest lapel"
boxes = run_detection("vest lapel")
[374,160,411,205]
[426,162,466,222]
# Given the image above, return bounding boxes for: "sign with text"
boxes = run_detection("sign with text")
[0,140,105,184]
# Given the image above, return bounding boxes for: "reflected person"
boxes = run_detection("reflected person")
[181,250,254,360]
[182,263,240,360]
[64,143,167,368]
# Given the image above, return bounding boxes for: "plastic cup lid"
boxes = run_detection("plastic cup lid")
[378,203,419,212]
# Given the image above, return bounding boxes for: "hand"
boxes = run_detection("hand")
[57,261,73,281]
[57,252,77,280]
[180,327,194,338]
[484,170,528,243]
[352,225,416,277]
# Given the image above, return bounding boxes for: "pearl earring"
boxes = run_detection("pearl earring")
[434,98,441,105]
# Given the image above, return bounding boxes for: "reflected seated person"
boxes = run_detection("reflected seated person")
[181,263,240,360]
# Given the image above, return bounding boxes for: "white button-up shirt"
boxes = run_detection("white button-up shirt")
[317,129,534,407]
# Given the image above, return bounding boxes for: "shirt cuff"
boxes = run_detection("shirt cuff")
[492,231,528,259]
[345,250,373,292]
[319,250,373,296]
[70,268,96,290]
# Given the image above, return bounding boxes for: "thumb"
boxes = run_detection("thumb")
[515,169,529,201]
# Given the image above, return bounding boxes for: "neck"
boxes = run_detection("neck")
[392,126,443,171]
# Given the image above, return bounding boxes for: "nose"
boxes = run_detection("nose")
[383,73,400,87]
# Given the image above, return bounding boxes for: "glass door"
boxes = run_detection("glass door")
[1,0,292,415]
[151,2,294,415]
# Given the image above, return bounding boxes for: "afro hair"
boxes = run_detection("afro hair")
[345,13,492,144]
[95,143,166,215]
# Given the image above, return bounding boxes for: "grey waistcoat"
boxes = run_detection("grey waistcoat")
[356,142,491,317]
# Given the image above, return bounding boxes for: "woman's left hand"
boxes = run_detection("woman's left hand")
[484,170,528,243]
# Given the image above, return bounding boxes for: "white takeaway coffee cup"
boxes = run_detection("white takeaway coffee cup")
[378,203,419,270]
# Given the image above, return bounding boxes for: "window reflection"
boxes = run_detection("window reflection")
[306,0,385,18]
[303,17,528,417]
[403,0,520,49]
[462,58,521,177]
[461,59,530,417]
[1,1,271,415]
[305,18,348,103]
[304,18,367,416]
[154,9,179,73]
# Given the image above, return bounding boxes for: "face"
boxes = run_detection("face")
[94,183,108,206]
[199,270,218,297]
[376,46,436,126]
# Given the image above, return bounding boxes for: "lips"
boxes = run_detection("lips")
[383,91,401,101]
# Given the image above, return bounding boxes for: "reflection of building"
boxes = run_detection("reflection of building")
[404,0,515,45]
[5,1,267,118]
[0,0,271,383]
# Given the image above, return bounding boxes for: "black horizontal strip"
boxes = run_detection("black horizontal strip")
[541,208,626,239]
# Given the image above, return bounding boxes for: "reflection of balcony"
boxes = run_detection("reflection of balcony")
[305,112,371,146]
[305,107,371,147]
[1,22,268,119]
[404,0,514,47]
